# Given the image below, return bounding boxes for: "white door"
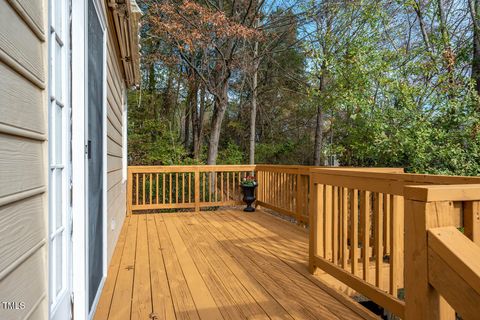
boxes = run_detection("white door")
[48,0,72,319]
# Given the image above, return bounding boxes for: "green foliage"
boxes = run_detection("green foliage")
[130,0,480,176]
[127,91,189,165]
[217,142,244,164]
[305,0,480,176]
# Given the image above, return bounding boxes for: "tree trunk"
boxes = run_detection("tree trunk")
[193,84,206,159]
[313,104,324,166]
[190,80,199,155]
[470,0,480,95]
[413,1,433,54]
[207,82,228,165]
[249,40,259,165]
[184,75,198,150]
[313,67,326,166]
[184,104,191,148]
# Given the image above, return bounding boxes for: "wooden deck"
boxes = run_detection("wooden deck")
[94,209,377,320]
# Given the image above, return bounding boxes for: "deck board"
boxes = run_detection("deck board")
[146,214,176,320]
[155,215,200,320]
[108,214,139,319]
[131,215,152,319]
[94,209,378,320]
[175,215,269,320]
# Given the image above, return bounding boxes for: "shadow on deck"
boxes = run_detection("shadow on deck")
[94,209,378,320]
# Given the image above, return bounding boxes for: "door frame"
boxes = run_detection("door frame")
[71,0,108,319]
[47,0,73,317]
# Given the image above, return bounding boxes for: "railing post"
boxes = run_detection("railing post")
[308,177,317,273]
[194,167,200,212]
[309,174,323,274]
[254,166,259,208]
[464,201,480,245]
[127,167,133,216]
[295,169,302,222]
[390,195,404,297]
[404,188,455,320]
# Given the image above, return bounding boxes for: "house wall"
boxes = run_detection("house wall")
[0,0,48,319]
[0,0,129,317]
[104,5,128,264]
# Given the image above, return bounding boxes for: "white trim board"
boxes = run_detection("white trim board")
[71,0,87,319]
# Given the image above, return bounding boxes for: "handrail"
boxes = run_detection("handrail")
[126,165,404,217]
[404,184,480,320]
[427,227,480,320]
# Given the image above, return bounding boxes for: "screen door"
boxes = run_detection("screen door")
[87,0,105,311]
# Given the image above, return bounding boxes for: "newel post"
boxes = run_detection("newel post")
[194,167,200,212]
[254,165,259,208]
[126,167,133,216]
[404,186,455,320]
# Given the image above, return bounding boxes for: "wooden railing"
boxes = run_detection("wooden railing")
[256,165,311,223]
[308,169,480,318]
[127,165,255,213]
[405,184,480,320]
[127,164,401,216]
[127,164,480,318]
[404,185,480,320]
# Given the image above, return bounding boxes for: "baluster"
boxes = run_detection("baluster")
[341,187,348,269]
[324,185,332,260]
[278,173,282,208]
[332,186,339,264]
[149,173,153,205]
[188,172,192,203]
[232,172,236,198]
[155,173,160,204]
[361,190,370,282]
[203,172,206,202]
[276,172,279,207]
[162,173,166,204]
[214,172,218,202]
[220,172,224,203]
[226,172,230,201]
[383,194,390,256]
[135,173,139,205]
[142,174,146,205]
[182,173,185,203]
[351,189,359,276]
[375,192,383,288]
[169,173,172,204]
[175,173,179,204]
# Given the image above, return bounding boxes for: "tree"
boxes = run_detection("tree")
[148,0,261,164]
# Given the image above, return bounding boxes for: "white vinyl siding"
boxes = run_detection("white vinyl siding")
[105,22,127,264]
[0,0,48,319]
